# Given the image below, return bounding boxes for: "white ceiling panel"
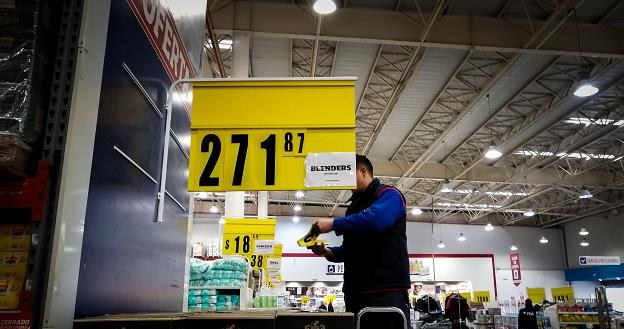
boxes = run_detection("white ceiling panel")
[332,42,380,104]
[368,48,468,160]
[251,37,291,77]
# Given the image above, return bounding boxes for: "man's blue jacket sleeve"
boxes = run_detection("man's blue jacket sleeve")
[333,189,405,236]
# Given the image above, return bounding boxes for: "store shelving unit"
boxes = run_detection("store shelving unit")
[188,286,253,310]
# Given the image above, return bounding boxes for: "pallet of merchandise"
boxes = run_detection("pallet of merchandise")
[0,135,31,178]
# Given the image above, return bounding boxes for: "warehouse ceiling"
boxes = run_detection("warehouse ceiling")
[196,0,624,227]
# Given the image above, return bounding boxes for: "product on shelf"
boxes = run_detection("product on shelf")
[187,257,249,312]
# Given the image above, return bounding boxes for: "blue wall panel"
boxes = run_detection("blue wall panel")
[75,0,204,317]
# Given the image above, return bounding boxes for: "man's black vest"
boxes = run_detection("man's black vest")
[340,178,410,294]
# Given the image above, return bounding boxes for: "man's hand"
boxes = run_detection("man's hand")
[313,218,334,233]
[308,242,333,257]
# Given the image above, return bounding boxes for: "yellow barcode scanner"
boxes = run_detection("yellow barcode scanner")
[297,225,323,247]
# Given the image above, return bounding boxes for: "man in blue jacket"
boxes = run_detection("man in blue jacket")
[311,155,411,328]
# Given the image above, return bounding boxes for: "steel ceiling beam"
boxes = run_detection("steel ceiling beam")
[371,160,622,188]
[211,1,624,58]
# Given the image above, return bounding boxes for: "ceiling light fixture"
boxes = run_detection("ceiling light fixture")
[293,205,302,212]
[218,217,225,225]
[295,191,305,198]
[540,236,549,244]
[313,0,336,14]
[574,83,599,97]
[411,208,423,215]
[458,233,466,242]
[485,145,503,159]
[196,192,209,199]
[580,238,590,247]
[579,227,589,236]
[485,223,494,231]
[440,179,453,193]
[292,216,300,223]
[571,10,599,98]
[510,244,518,251]
[579,188,593,199]
[524,209,535,217]
[209,205,219,213]
[437,241,446,249]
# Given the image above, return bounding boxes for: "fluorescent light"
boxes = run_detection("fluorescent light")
[510,244,518,251]
[209,205,219,213]
[579,227,589,236]
[218,217,225,225]
[484,145,503,159]
[618,277,621,280]
[580,238,590,247]
[437,241,446,249]
[295,191,305,198]
[574,83,599,97]
[410,208,423,215]
[540,236,549,244]
[599,278,603,282]
[579,189,593,199]
[313,0,336,14]
[485,223,494,231]
[293,205,302,212]
[458,233,466,242]
[524,209,535,217]
[440,184,453,193]
[292,216,300,223]
[196,192,209,200]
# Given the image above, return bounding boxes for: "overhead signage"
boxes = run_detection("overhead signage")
[327,264,344,275]
[551,286,575,303]
[527,288,546,304]
[510,253,522,287]
[188,79,356,191]
[579,256,621,266]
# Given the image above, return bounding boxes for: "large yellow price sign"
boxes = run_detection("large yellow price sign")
[473,291,491,303]
[189,79,356,191]
[551,286,575,303]
[527,288,546,304]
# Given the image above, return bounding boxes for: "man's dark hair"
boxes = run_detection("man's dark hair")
[356,154,374,176]
[525,299,533,308]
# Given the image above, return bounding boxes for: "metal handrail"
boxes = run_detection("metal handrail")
[356,306,408,329]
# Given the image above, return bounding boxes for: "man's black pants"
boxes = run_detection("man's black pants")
[346,290,411,329]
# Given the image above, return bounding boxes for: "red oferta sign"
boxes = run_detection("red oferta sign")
[510,253,522,287]
[127,0,196,113]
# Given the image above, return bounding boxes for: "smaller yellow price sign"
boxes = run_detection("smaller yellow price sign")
[473,291,491,303]
[527,288,546,303]
[551,286,575,303]
[324,295,336,303]
[301,296,311,304]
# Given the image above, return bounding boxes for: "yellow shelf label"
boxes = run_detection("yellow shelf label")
[473,291,491,303]
[527,288,546,304]
[551,286,575,303]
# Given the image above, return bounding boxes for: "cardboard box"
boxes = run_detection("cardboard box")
[0,252,28,280]
[73,313,186,329]
[0,225,31,251]
[276,311,354,329]
[184,311,276,329]
[0,279,22,309]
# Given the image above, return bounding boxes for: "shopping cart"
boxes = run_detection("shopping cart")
[356,307,409,329]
